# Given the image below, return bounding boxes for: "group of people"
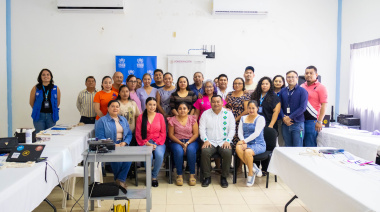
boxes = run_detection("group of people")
[29,65,327,188]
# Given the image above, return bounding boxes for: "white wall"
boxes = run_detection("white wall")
[340,0,380,114]
[11,0,337,131]
[0,1,8,137]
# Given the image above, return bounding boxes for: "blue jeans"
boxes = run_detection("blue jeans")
[282,122,304,147]
[148,140,166,179]
[170,139,199,175]
[33,113,56,133]
[110,140,132,182]
[303,120,318,147]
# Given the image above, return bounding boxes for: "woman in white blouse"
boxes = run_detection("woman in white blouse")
[235,100,266,186]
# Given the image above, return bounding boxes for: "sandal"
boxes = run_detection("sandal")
[176,176,183,186]
[189,176,196,186]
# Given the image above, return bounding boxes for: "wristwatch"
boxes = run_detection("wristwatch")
[186,142,190,145]
[317,121,322,124]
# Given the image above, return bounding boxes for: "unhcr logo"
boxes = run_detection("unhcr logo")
[118,58,126,68]
[137,58,144,68]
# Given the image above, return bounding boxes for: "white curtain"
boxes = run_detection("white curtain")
[348,39,380,131]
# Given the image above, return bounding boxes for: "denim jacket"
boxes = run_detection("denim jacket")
[95,113,132,145]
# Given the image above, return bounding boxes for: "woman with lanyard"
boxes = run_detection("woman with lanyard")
[273,75,286,146]
[273,75,286,96]
[169,76,197,116]
[136,73,158,112]
[94,76,118,120]
[194,79,226,121]
[156,72,176,119]
[126,74,142,113]
[30,69,61,133]
[95,100,132,190]
[251,77,281,175]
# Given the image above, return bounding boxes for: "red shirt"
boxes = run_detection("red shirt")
[135,113,166,146]
[301,80,328,118]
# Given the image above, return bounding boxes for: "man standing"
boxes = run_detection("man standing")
[279,71,308,147]
[301,66,328,147]
[112,71,124,93]
[189,72,204,99]
[76,76,98,124]
[150,69,165,89]
[244,66,257,93]
[199,95,235,188]
[216,74,232,100]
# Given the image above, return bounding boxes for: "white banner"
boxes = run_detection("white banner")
[168,55,206,84]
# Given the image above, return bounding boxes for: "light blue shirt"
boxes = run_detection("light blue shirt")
[95,113,132,144]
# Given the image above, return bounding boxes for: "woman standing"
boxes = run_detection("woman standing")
[273,75,286,96]
[94,76,118,120]
[168,103,199,186]
[272,75,286,147]
[117,85,141,133]
[136,74,158,112]
[169,76,197,116]
[225,77,250,145]
[194,79,226,120]
[29,69,61,133]
[251,77,281,129]
[126,75,142,113]
[156,73,176,118]
[95,100,132,189]
[135,97,166,187]
[235,100,266,186]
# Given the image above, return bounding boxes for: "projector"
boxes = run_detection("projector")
[88,139,115,153]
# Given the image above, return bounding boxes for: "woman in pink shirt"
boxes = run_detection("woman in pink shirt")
[168,102,199,186]
[194,79,226,120]
[136,97,166,187]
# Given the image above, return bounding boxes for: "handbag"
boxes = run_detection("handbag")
[88,182,126,197]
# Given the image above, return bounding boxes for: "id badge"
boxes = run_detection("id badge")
[287,107,290,114]
[258,106,263,113]
[44,100,50,109]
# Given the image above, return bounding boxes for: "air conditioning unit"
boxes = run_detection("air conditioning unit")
[213,0,268,15]
[57,0,124,12]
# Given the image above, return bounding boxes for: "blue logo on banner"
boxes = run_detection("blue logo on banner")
[17,145,24,151]
[116,56,157,84]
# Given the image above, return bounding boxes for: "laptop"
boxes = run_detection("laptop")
[6,144,45,162]
[0,137,19,154]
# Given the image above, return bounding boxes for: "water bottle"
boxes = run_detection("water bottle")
[26,129,33,144]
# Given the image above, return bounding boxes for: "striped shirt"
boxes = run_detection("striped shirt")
[76,89,98,117]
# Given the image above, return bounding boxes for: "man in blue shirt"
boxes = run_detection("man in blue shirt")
[279,71,308,147]
[189,72,204,98]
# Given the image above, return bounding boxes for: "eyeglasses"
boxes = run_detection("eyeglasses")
[128,81,137,84]
[286,76,297,79]
[233,83,243,85]
[205,86,213,89]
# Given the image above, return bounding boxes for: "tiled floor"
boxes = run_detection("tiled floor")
[34,169,310,212]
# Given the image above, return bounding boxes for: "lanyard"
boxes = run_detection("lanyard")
[259,93,267,106]
[42,86,49,101]
[287,86,296,108]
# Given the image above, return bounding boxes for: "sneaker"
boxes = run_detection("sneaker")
[246,175,255,187]
[253,163,262,177]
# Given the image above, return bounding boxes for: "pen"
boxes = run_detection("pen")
[359,161,373,166]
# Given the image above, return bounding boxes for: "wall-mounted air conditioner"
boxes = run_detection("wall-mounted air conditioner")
[57,0,124,12]
[213,0,268,15]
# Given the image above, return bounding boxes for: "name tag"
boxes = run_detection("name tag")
[258,106,263,113]
[44,100,51,109]
[287,107,290,114]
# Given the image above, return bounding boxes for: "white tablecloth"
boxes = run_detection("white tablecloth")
[317,127,380,161]
[268,147,380,212]
[0,124,94,212]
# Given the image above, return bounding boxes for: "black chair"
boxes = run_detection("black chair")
[242,127,278,188]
